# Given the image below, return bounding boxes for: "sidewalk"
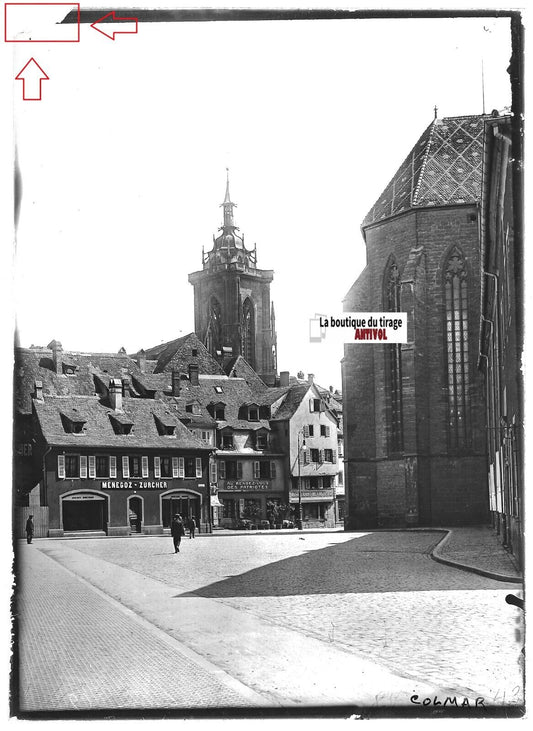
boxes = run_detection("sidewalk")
[431,525,522,583]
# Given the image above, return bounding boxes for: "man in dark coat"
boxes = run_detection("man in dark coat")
[25,515,34,544]
[170,514,185,553]
[188,515,197,539]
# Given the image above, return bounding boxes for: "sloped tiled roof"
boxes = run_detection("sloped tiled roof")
[34,396,209,450]
[224,355,267,391]
[177,376,271,431]
[363,115,486,227]
[270,384,311,421]
[143,332,224,376]
[15,347,143,414]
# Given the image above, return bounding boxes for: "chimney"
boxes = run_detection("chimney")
[109,378,123,411]
[137,349,146,373]
[122,377,131,399]
[279,371,290,387]
[34,380,43,401]
[171,370,180,396]
[308,373,314,384]
[188,364,199,386]
[47,340,63,374]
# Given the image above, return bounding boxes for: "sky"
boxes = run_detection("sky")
[11,9,513,390]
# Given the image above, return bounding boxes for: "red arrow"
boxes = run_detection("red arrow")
[90,11,138,40]
[15,58,49,101]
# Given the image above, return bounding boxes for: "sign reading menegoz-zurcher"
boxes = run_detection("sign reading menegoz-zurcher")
[101,481,169,489]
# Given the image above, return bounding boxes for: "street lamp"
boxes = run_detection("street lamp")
[297,429,306,530]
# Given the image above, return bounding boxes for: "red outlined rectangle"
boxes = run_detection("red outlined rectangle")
[5,3,80,42]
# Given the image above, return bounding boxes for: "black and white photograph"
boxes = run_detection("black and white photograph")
[6,1,525,720]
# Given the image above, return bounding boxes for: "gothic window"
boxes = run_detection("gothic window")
[206,297,222,356]
[444,247,470,449]
[242,298,255,367]
[385,259,403,452]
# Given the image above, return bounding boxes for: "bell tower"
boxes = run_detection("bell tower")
[188,172,278,384]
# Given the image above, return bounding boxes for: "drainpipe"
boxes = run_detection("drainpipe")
[41,445,52,534]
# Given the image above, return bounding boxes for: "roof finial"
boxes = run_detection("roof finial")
[221,169,236,228]
[434,104,438,120]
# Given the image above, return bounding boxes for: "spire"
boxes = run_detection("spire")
[221,167,237,230]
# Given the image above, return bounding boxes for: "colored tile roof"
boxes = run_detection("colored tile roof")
[34,396,209,450]
[363,115,486,227]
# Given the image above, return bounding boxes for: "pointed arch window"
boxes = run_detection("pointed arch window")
[242,298,255,368]
[385,259,403,452]
[206,297,222,356]
[444,247,470,449]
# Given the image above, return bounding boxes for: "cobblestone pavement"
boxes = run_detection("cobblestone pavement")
[15,545,269,711]
[16,531,524,712]
[435,525,521,579]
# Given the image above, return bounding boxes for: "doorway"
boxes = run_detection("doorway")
[62,494,106,532]
[162,494,200,527]
[128,496,143,533]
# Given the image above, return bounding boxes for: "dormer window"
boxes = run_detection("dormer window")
[221,434,234,450]
[154,413,179,437]
[60,409,86,434]
[185,402,202,415]
[208,401,226,420]
[215,406,225,420]
[256,433,267,450]
[249,407,259,421]
[109,412,134,435]
[259,405,271,420]
[62,362,78,376]
[192,348,198,357]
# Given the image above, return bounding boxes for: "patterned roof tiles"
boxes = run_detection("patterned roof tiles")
[363,115,486,227]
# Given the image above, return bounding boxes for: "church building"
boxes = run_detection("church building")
[342,114,490,529]
[188,174,278,385]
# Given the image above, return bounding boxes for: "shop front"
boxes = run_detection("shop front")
[61,491,108,533]
[218,481,285,528]
[289,487,336,528]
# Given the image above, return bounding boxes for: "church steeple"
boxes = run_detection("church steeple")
[189,172,277,383]
[221,169,237,230]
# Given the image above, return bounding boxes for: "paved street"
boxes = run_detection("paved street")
[15,531,524,713]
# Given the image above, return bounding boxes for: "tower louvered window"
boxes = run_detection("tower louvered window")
[206,297,222,356]
[385,260,403,452]
[445,247,470,449]
[242,298,255,368]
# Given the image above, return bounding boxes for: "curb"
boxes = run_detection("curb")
[430,529,523,584]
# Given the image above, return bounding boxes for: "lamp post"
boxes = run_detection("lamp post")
[297,429,306,530]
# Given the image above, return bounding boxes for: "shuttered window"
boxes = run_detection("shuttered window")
[88,455,96,479]
[122,455,129,478]
[178,457,185,478]
[80,455,88,479]
[58,454,65,479]
[109,456,117,478]
[210,461,217,483]
[270,461,276,479]
[253,461,260,479]
[237,461,243,479]
[142,456,149,478]
[154,456,161,478]
[196,457,202,478]
[172,457,179,478]
[218,460,226,479]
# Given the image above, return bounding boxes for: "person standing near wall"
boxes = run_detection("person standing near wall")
[188,515,197,539]
[25,515,34,544]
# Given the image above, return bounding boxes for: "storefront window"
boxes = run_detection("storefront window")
[222,499,237,519]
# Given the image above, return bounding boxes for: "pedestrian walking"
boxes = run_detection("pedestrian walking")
[188,515,197,539]
[170,514,185,553]
[25,515,34,544]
